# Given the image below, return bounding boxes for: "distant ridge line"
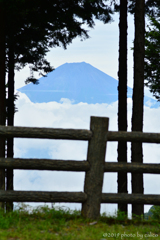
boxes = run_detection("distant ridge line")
[18,62,159,108]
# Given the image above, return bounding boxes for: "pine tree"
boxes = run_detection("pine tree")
[117,0,128,215]
[131,0,145,217]
[0,1,6,210]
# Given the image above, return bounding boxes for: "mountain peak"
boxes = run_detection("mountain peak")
[18,62,159,108]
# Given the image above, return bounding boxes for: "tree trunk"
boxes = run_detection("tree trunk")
[0,1,6,211]
[117,0,128,215]
[6,31,15,212]
[131,0,145,217]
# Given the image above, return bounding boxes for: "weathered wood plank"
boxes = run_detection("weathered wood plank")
[1,158,160,173]
[0,126,92,140]
[1,191,160,205]
[0,191,87,203]
[104,162,160,173]
[0,158,90,171]
[102,193,160,205]
[107,131,160,143]
[2,126,160,143]
[82,116,108,220]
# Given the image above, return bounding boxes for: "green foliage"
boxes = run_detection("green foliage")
[144,205,160,222]
[144,16,160,101]
[0,204,159,239]
[116,209,128,221]
[4,0,114,84]
[114,0,160,16]
[150,205,160,220]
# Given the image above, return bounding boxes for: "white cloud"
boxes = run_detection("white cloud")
[13,93,160,216]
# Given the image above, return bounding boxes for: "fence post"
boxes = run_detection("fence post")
[81,116,109,220]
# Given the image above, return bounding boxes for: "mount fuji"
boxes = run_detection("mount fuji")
[18,62,159,108]
[15,62,160,215]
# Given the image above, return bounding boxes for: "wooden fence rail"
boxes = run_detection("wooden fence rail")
[107,131,160,143]
[0,191,159,205]
[1,125,160,143]
[0,126,92,140]
[0,191,87,203]
[0,158,90,171]
[0,116,160,220]
[0,158,160,173]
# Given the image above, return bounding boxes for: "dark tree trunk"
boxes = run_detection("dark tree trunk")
[117,0,128,215]
[6,32,15,212]
[131,0,145,217]
[0,2,6,211]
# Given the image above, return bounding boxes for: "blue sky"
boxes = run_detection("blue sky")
[13,12,160,216]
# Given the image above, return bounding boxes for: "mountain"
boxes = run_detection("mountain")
[144,206,154,220]
[18,62,159,108]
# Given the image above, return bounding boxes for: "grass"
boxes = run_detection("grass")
[0,203,159,240]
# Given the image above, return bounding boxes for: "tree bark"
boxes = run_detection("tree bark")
[131,0,145,217]
[117,0,128,215]
[0,1,6,211]
[6,35,15,211]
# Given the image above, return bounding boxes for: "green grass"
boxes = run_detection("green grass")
[0,203,159,240]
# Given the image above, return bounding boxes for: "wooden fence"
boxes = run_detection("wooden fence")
[0,116,160,219]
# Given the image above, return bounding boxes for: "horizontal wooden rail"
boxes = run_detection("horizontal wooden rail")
[1,191,160,205]
[101,193,160,205]
[1,126,160,143]
[2,159,160,174]
[0,158,90,171]
[107,131,160,143]
[0,126,92,140]
[104,162,160,173]
[0,191,87,203]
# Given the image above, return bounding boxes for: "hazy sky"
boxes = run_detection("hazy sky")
[13,12,160,216]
